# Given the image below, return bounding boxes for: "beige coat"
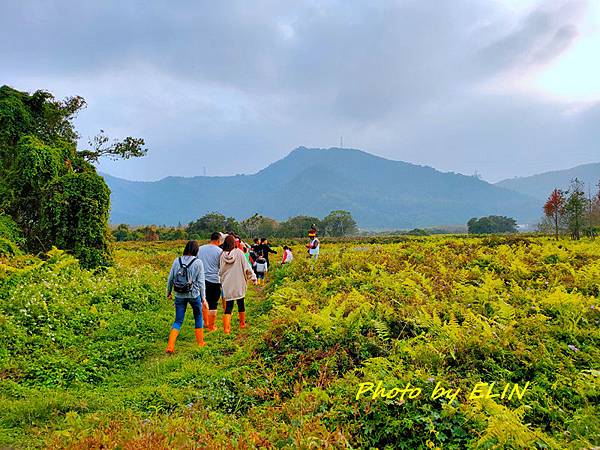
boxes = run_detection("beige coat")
[219,248,256,300]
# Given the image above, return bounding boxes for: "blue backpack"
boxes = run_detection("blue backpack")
[173,257,197,293]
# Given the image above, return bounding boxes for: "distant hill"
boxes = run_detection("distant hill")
[496,163,600,201]
[103,147,541,229]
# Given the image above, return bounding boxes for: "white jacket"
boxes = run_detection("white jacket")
[219,248,256,300]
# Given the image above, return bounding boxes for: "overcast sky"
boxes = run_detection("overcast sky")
[1,0,599,182]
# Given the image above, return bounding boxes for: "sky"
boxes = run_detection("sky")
[1,0,599,183]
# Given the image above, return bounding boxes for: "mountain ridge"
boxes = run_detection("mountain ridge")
[102,146,542,229]
[495,162,600,200]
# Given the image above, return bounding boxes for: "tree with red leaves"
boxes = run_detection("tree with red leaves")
[544,189,565,240]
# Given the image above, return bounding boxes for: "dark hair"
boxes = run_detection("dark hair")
[261,238,267,243]
[223,235,236,252]
[283,245,289,250]
[183,240,200,256]
[210,232,221,241]
[254,238,259,243]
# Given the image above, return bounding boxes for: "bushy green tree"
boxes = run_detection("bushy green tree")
[240,213,278,238]
[0,85,146,267]
[564,178,588,240]
[467,215,517,234]
[187,212,240,238]
[40,171,112,267]
[278,216,321,238]
[321,210,358,236]
[113,224,131,242]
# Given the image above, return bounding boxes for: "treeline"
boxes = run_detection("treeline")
[112,210,358,241]
[541,178,600,240]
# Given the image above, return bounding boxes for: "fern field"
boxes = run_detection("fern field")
[0,237,598,449]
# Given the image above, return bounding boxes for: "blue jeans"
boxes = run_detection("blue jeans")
[172,296,203,330]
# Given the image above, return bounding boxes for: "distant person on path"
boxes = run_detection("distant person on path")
[259,238,277,267]
[307,228,320,260]
[243,244,251,262]
[197,232,223,332]
[255,253,268,285]
[219,235,257,333]
[166,240,208,353]
[249,238,260,274]
[281,246,293,264]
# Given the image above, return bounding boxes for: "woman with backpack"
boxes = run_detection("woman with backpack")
[166,240,208,353]
[219,235,257,334]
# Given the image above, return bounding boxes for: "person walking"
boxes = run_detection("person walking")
[259,238,277,268]
[198,232,223,332]
[219,235,257,333]
[255,253,268,285]
[166,240,208,353]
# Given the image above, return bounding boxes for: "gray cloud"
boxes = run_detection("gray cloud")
[0,0,597,182]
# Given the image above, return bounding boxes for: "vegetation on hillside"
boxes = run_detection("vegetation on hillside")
[0,85,146,268]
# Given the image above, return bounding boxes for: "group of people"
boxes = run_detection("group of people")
[164,229,317,353]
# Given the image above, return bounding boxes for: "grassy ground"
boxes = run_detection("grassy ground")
[1,241,282,448]
[1,237,599,449]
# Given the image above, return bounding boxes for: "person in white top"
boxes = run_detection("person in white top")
[281,246,294,264]
[307,227,320,260]
[308,238,319,259]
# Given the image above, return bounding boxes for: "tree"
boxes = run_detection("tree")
[591,180,600,227]
[113,224,131,242]
[564,178,588,240]
[78,130,146,163]
[467,216,517,234]
[240,213,278,238]
[40,171,112,267]
[321,210,358,237]
[278,216,321,238]
[544,189,566,240]
[142,225,159,241]
[0,85,147,267]
[187,212,240,238]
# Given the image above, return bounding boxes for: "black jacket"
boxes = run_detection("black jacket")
[256,244,277,263]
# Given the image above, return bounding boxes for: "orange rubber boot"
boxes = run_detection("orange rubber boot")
[194,328,206,347]
[202,304,209,329]
[165,328,179,354]
[239,312,246,329]
[208,310,218,332]
[223,314,232,334]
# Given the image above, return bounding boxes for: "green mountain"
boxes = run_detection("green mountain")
[495,162,600,201]
[103,147,541,229]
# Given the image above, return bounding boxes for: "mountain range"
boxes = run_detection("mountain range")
[103,147,566,229]
[495,162,600,201]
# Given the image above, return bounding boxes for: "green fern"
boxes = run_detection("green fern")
[372,319,390,342]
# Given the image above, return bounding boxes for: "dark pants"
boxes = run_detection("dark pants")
[205,281,221,310]
[224,298,245,314]
[173,296,203,330]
